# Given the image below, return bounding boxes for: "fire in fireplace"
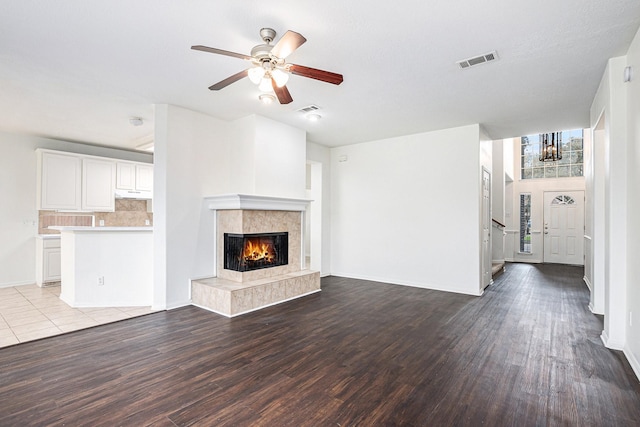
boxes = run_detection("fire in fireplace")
[224,232,288,272]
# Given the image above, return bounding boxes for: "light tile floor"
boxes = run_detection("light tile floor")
[0,284,155,348]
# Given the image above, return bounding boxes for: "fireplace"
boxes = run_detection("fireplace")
[224,232,288,272]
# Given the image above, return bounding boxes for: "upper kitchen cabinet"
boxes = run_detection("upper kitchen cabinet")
[37,150,82,210]
[116,162,153,193]
[135,164,153,192]
[82,158,115,211]
[37,149,116,212]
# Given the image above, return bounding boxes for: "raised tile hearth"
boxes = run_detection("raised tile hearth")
[191,194,321,317]
[191,270,320,317]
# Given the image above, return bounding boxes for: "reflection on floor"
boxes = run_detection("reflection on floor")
[0,284,154,348]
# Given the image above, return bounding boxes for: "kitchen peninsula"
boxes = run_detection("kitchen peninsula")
[51,226,153,307]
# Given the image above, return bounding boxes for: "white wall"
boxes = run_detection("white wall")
[590,57,629,351]
[254,116,306,199]
[59,230,153,307]
[492,140,505,225]
[153,104,231,309]
[306,141,332,276]
[0,131,151,288]
[330,124,483,296]
[623,25,640,378]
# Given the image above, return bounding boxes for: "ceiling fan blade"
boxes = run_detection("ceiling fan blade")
[191,45,252,61]
[270,30,307,59]
[272,79,293,104]
[209,69,249,90]
[289,64,343,85]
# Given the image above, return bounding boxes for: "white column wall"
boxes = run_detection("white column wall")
[254,115,306,199]
[153,104,231,309]
[330,124,483,296]
[590,57,628,350]
[623,26,640,377]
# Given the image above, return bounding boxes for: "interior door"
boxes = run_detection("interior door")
[482,168,492,289]
[543,191,584,265]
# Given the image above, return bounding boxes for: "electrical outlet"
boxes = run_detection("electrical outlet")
[145,219,150,226]
[99,220,105,226]
[98,276,104,286]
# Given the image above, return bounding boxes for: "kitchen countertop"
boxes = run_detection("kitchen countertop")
[37,234,61,239]
[48,226,153,232]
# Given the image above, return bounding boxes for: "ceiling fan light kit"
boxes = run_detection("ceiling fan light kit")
[191,28,343,105]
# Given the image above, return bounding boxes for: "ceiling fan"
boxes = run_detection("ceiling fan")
[191,28,343,104]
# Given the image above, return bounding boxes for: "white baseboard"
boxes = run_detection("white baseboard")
[601,330,625,351]
[583,275,592,291]
[329,272,483,297]
[624,346,640,382]
[0,280,36,288]
[166,300,192,310]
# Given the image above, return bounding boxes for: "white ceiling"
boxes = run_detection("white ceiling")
[1,1,639,150]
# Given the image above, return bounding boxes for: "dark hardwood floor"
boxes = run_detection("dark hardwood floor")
[1,263,639,426]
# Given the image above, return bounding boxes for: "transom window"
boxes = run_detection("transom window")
[552,195,575,205]
[521,129,583,179]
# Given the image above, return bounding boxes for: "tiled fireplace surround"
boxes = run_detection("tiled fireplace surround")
[191,195,320,317]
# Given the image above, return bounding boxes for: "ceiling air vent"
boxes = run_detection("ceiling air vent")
[457,51,499,69]
[297,105,320,114]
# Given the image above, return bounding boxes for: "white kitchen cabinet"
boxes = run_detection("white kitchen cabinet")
[116,162,136,190]
[135,164,153,192]
[116,162,153,193]
[36,236,61,286]
[37,149,116,212]
[38,151,82,210]
[82,158,115,211]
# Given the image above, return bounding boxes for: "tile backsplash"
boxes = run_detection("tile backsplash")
[39,200,152,234]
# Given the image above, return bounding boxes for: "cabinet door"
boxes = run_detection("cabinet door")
[82,158,115,211]
[116,162,136,190]
[43,248,61,282]
[135,164,153,192]
[40,152,82,210]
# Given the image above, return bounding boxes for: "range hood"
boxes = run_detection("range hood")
[114,189,152,200]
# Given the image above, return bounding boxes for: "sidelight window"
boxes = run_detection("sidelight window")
[520,194,532,253]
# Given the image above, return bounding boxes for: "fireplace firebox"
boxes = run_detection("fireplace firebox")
[224,232,288,272]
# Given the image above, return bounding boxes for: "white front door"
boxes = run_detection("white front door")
[543,191,584,265]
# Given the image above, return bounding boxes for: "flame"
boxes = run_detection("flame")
[243,238,274,263]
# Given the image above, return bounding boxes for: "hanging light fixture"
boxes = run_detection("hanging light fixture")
[539,131,562,162]
[249,59,290,92]
[271,68,289,87]
[248,67,265,84]
[258,76,273,92]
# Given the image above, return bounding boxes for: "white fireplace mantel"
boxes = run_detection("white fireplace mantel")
[205,194,312,211]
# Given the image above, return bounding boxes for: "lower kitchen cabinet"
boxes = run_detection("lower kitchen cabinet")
[36,236,61,286]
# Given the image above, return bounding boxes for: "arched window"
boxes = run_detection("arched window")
[552,195,575,205]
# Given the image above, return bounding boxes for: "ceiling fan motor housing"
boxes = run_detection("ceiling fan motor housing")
[259,28,276,43]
